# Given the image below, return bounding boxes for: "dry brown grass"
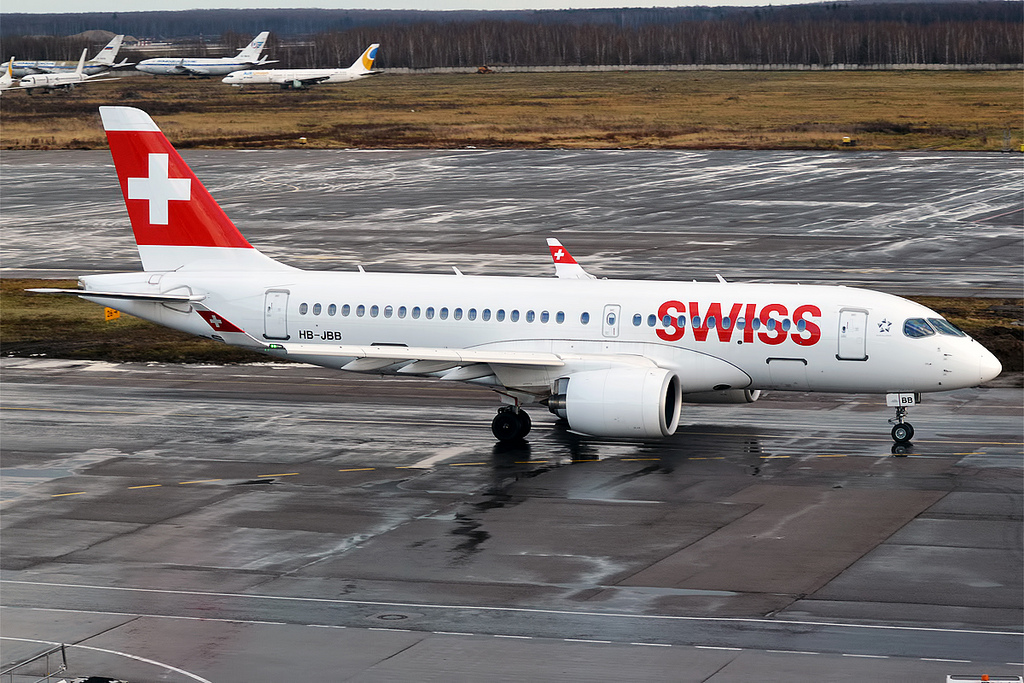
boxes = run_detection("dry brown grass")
[1,70,1020,151]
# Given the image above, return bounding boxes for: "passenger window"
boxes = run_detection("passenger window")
[722,316,731,328]
[510,310,520,322]
[426,307,435,320]
[342,304,350,316]
[633,314,642,326]
[313,303,322,316]
[468,308,477,321]
[440,307,449,320]
[482,309,492,321]
[328,304,337,316]
[928,318,966,337]
[662,315,672,327]
[497,309,506,322]
[370,305,380,318]
[299,303,308,315]
[903,318,935,338]
[707,316,716,329]
[556,311,565,324]
[737,317,745,329]
[356,304,365,317]
[781,319,791,331]
[540,311,549,323]
[692,316,701,328]
[647,314,656,327]
[454,308,463,320]
[581,312,590,324]
[384,305,393,318]
[398,306,407,319]
[412,306,421,319]
[677,315,686,328]
[527,310,536,323]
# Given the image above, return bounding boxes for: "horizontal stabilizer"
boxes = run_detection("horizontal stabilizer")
[27,288,206,303]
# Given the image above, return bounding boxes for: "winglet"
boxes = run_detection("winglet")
[546,238,595,279]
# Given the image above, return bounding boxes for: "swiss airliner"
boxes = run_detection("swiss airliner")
[31,107,1002,445]
[222,44,380,89]
[136,31,274,77]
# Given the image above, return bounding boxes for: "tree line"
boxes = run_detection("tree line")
[1,3,1020,67]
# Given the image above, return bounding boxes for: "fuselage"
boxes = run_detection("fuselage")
[222,67,369,87]
[136,58,265,76]
[3,59,112,77]
[79,269,1000,397]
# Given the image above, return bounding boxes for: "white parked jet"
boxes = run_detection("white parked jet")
[2,35,131,77]
[222,44,379,89]
[0,58,15,94]
[30,107,1002,445]
[19,49,120,93]
[136,31,274,77]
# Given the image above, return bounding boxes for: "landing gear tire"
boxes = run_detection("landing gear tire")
[891,422,914,444]
[516,410,532,439]
[491,407,530,442]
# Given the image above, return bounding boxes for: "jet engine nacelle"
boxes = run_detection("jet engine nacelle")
[548,367,681,438]
[683,389,762,404]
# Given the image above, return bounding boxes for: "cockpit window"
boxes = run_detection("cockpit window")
[903,318,935,338]
[928,318,967,337]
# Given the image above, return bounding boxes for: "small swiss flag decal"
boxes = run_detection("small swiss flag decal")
[197,310,244,333]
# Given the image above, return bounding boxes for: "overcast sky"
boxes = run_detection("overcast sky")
[18,0,803,12]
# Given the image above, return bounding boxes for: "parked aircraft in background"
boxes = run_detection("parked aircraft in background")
[19,49,120,93]
[0,58,15,93]
[30,107,1002,445]
[2,35,131,77]
[222,44,379,89]
[136,31,274,77]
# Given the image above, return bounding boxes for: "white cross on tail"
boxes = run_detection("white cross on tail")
[127,153,191,225]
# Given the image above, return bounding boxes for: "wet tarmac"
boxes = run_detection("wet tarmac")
[2,149,1022,296]
[1,359,1021,681]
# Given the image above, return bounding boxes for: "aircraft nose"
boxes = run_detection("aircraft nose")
[979,349,1002,383]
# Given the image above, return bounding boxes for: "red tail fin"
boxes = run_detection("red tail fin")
[100,106,287,272]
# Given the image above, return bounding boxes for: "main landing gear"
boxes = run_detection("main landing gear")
[886,392,920,445]
[491,406,532,442]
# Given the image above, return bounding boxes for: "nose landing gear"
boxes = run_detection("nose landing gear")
[886,392,920,445]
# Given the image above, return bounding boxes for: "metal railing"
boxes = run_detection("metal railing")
[0,643,67,683]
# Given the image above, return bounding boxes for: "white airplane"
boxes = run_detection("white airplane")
[2,35,131,77]
[222,44,380,89]
[0,57,15,94]
[136,31,275,77]
[19,49,120,94]
[30,106,1002,446]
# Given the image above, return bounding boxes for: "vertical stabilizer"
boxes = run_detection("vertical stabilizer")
[92,35,124,65]
[352,44,380,73]
[235,31,270,61]
[100,106,292,272]
[74,49,88,76]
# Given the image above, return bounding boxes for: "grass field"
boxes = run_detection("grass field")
[1,70,1021,151]
[3,280,1020,372]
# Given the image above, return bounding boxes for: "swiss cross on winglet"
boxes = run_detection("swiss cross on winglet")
[197,310,244,333]
[546,238,595,280]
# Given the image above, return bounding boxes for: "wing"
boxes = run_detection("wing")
[266,342,564,381]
